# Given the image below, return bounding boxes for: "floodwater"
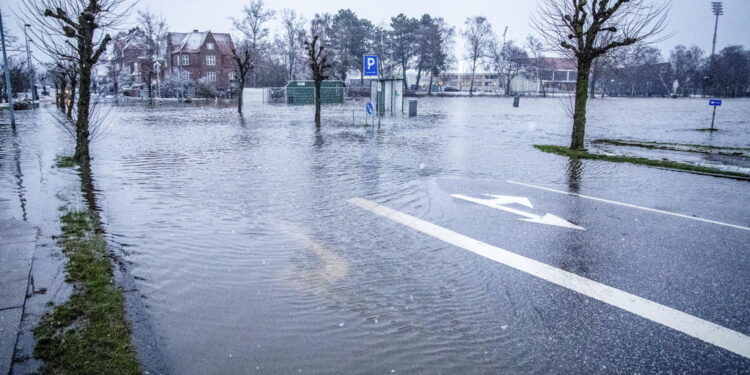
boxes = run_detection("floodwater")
[2,94,749,374]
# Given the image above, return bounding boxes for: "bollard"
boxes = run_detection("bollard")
[513,96,520,108]
[408,99,417,117]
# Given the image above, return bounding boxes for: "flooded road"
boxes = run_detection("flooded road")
[3,96,750,373]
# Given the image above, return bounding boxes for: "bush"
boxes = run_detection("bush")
[194,77,218,98]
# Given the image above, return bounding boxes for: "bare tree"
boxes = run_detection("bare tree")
[232,0,275,87]
[279,9,306,81]
[533,0,669,150]
[232,42,252,114]
[20,0,133,165]
[304,35,332,127]
[137,10,168,103]
[525,35,549,97]
[589,49,618,98]
[462,16,492,97]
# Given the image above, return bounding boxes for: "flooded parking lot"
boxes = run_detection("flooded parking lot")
[3,96,750,373]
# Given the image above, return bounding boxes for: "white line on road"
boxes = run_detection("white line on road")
[507,180,750,232]
[347,198,750,359]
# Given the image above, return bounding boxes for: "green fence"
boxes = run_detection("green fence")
[284,80,344,105]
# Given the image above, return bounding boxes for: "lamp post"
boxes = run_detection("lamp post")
[710,2,723,57]
[24,24,36,103]
[0,6,15,126]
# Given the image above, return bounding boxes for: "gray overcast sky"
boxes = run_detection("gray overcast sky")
[3,0,750,70]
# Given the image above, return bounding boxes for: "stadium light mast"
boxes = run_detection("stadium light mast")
[710,2,723,56]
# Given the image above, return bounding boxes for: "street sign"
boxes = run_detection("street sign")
[363,55,378,77]
[709,99,722,106]
[366,101,373,115]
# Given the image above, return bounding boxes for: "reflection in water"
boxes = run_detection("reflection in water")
[566,158,583,193]
[13,137,28,222]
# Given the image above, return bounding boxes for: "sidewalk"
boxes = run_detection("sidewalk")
[0,198,38,375]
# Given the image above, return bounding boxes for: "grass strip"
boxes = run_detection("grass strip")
[534,145,750,180]
[33,210,141,375]
[592,139,750,154]
[55,155,77,168]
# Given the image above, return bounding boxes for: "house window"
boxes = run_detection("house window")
[207,72,217,81]
[207,43,214,50]
[181,55,189,66]
[206,55,216,66]
[174,55,179,65]
[184,71,191,80]
[228,72,236,80]
[133,62,139,73]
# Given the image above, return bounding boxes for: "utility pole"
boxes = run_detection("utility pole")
[710,2,723,56]
[0,7,16,126]
[24,24,36,104]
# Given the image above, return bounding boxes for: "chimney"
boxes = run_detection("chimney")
[193,29,198,33]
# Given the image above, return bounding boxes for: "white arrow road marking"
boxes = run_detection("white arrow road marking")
[347,198,750,360]
[507,180,750,232]
[451,194,585,230]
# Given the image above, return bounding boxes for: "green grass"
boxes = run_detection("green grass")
[55,156,77,168]
[34,210,141,375]
[534,145,750,179]
[593,139,750,154]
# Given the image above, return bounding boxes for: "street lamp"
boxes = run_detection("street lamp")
[24,24,36,104]
[711,2,723,56]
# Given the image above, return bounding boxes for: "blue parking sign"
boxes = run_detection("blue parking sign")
[363,55,378,77]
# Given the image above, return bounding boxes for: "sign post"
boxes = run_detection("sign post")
[709,99,722,131]
[365,101,374,126]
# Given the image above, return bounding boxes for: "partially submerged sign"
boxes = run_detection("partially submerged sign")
[709,99,722,106]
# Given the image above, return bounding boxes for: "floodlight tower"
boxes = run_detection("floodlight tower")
[711,2,723,56]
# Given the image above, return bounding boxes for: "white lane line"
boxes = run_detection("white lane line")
[347,198,750,359]
[507,180,750,232]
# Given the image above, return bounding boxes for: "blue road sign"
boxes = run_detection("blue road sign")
[363,55,378,77]
[366,102,374,115]
[709,99,722,106]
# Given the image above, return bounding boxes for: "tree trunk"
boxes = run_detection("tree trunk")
[314,79,322,127]
[589,74,597,99]
[401,62,408,90]
[146,71,154,103]
[570,60,592,151]
[469,60,476,97]
[75,61,92,164]
[67,78,77,118]
[427,75,433,96]
[237,78,244,113]
[539,77,546,97]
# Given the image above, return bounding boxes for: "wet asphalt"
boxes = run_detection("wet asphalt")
[2,96,749,374]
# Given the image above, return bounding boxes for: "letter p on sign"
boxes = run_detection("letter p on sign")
[364,55,378,77]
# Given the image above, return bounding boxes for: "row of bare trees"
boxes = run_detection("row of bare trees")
[20,0,133,166]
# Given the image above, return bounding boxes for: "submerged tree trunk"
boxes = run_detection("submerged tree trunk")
[469,60,476,97]
[67,78,77,119]
[314,80,322,127]
[570,60,592,151]
[75,62,92,164]
[427,75,433,96]
[237,78,245,113]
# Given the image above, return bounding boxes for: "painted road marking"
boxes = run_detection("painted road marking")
[347,198,750,359]
[507,181,750,232]
[451,194,585,230]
